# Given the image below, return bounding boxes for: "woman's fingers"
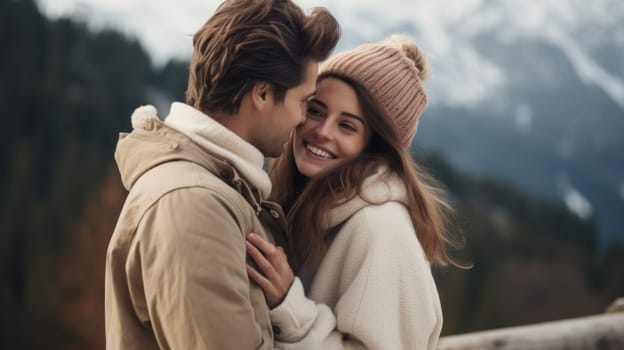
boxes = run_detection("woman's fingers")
[247,233,289,271]
[247,233,277,258]
[273,246,290,271]
[246,264,274,293]
[246,240,277,280]
[246,233,295,308]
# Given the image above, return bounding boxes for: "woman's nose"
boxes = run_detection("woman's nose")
[313,120,333,140]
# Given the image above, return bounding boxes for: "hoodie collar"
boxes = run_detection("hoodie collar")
[161,102,272,199]
[323,165,408,230]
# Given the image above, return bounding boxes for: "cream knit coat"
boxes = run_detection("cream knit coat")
[270,167,443,349]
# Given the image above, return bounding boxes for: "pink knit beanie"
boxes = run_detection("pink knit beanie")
[319,35,431,148]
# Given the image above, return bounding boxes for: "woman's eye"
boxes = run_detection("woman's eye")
[339,123,357,132]
[306,107,323,119]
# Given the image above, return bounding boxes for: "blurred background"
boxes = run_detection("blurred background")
[1,0,623,348]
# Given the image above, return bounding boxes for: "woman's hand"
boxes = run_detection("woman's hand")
[246,233,295,308]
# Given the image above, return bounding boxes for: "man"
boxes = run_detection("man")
[104,0,340,348]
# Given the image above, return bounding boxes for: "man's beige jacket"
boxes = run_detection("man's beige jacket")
[105,103,287,349]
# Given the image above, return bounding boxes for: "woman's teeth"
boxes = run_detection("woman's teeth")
[306,143,333,158]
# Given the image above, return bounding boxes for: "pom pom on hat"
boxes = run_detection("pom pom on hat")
[384,34,431,81]
[320,34,430,148]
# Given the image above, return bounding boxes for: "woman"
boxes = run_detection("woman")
[246,35,456,349]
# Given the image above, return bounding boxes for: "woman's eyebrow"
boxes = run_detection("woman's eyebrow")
[308,98,366,125]
[308,98,326,108]
[341,112,366,125]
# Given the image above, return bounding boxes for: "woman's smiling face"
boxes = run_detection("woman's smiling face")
[293,77,373,179]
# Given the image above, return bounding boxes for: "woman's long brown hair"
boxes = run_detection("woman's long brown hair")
[270,73,458,272]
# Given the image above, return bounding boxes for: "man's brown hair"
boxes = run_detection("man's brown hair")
[186,0,340,115]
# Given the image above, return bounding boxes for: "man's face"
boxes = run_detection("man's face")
[255,61,318,158]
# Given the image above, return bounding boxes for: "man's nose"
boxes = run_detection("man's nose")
[299,108,307,125]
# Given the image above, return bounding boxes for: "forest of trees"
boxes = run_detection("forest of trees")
[1,0,622,348]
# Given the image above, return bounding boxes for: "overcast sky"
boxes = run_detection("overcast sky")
[35,0,483,65]
[34,0,624,109]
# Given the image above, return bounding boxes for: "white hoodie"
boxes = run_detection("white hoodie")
[269,167,443,349]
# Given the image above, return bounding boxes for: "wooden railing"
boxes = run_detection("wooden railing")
[437,298,624,350]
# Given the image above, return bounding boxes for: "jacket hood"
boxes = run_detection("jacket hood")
[114,106,224,191]
[323,165,408,230]
[115,104,273,200]
[163,103,271,198]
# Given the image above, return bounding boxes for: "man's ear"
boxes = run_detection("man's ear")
[251,82,272,110]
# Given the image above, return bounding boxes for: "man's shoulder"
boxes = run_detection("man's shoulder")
[130,160,247,211]
[139,160,224,189]
[110,160,257,254]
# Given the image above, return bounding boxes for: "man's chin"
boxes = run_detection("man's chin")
[264,145,286,159]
